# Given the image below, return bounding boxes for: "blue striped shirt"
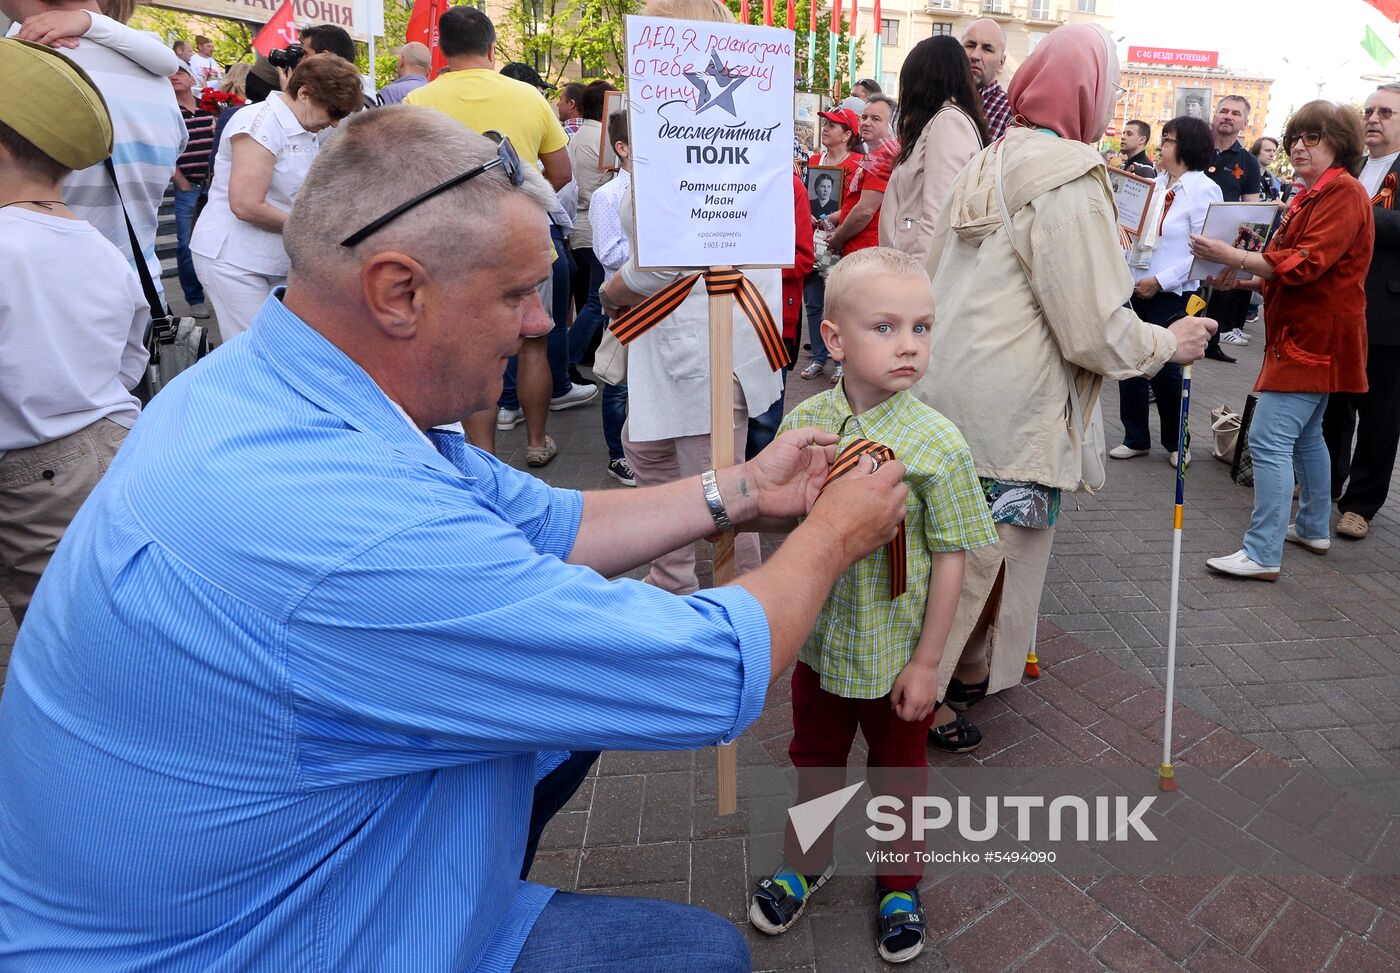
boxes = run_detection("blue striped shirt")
[0,293,771,971]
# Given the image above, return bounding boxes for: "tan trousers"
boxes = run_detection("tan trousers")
[0,418,128,629]
[622,380,761,595]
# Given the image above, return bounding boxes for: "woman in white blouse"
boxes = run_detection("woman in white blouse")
[191,54,363,342]
[1111,115,1223,465]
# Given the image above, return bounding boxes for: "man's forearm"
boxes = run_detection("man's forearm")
[567,465,759,577]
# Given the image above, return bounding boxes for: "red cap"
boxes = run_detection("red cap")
[817,107,861,132]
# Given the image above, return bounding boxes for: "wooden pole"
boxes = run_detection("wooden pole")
[709,268,739,816]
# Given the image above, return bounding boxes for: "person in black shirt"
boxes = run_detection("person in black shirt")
[1119,119,1156,178]
[1203,94,1263,359]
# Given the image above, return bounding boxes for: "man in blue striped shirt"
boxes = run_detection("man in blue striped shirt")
[0,107,909,971]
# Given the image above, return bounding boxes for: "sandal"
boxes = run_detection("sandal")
[875,887,926,963]
[944,674,990,713]
[928,713,982,753]
[749,860,834,935]
[524,435,558,468]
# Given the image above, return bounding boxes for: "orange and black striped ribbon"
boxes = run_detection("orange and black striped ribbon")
[1373,172,1396,210]
[818,437,907,600]
[608,268,790,371]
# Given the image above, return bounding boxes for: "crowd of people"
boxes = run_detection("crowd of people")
[0,0,1396,968]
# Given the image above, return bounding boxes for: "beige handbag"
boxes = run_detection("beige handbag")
[592,324,628,385]
[1211,404,1241,464]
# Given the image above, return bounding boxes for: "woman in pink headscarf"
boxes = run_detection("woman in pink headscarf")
[908,24,1218,753]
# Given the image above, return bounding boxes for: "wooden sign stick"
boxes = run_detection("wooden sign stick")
[709,266,739,817]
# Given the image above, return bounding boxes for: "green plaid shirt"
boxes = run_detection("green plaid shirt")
[779,387,999,699]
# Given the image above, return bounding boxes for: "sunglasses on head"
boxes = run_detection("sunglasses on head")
[340,132,524,248]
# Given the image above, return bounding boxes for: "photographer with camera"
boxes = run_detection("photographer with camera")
[190,53,362,342]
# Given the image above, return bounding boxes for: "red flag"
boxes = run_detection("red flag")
[831,0,840,33]
[1364,0,1400,21]
[786,0,795,31]
[405,0,449,78]
[849,0,857,38]
[809,0,816,34]
[739,0,749,21]
[252,0,298,58]
[763,0,774,26]
[872,0,880,39]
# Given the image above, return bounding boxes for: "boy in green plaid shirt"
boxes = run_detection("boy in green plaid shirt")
[750,248,998,964]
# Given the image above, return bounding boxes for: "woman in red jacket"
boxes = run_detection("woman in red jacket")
[1191,101,1373,579]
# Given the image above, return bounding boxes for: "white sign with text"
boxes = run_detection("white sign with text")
[624,15,796,269]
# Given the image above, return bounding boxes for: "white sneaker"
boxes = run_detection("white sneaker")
[1109,444,1148,459]
[799,361,825,380]
[1167,450,1190,468]
[1206,549,1279,581]
[549,383,600,411]
[1220,330,1250,346]
[1285,523,1330,554]
[830,363,843,385]
[496,407,523,431]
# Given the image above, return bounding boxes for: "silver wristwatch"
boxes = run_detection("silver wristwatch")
[700,468,733,532]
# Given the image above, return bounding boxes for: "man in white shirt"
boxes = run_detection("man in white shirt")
[188,33,220,88]
[1322,83,1400,541]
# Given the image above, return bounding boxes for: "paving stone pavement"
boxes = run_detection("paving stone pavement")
[2,313,1398,971]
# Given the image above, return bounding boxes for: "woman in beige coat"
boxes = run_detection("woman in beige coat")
[911,24,1217,752]
[879,35,987,263]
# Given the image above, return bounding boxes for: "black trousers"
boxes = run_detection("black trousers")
[1119,292,1188,451]
[1322,345,1400,520]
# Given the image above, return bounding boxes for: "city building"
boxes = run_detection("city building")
[860,0,1114,94]
[1114,50,1275,151]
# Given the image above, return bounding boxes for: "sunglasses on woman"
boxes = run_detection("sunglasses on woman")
[340,132,524,247]
[1282,132,1323,152]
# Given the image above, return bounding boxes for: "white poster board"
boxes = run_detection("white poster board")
[1108,168,1156,239]
[624,15,796,269]
[1187,201,1281,279]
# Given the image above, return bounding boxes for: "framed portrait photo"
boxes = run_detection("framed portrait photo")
[598,88,625,171]
[1173,86,1213,123]
[806,164,844,223]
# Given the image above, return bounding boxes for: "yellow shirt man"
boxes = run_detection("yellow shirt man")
[405,69,568,171]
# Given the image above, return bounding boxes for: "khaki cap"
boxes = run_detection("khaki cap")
[0,38,113,170]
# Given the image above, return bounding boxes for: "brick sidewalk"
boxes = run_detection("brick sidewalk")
[3,315,1398,972]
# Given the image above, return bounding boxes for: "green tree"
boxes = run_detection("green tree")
[130,5,254,66]
[495,0,638,85]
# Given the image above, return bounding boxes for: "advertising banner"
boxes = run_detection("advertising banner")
[152,0,370,42]
[624,14,796,268]
[1126,46,1219,68]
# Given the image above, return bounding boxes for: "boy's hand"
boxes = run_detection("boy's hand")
[890,660,940,723]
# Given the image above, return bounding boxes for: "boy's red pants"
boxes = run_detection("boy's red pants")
[784,661,937,892]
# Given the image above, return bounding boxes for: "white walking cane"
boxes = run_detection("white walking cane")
[1159,290,1209,793]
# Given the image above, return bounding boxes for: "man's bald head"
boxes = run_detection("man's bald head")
[961,18,1006,87]
[396,41,432,74]
[284,106,556,289]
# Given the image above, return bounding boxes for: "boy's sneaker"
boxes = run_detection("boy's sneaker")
[1221,330,1250,346]
[607,458,637,486]
[749,861,834,935]
[875,887,927,964]
[496,407,523,431]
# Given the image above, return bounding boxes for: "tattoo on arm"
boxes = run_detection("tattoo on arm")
[738,479,749,497]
